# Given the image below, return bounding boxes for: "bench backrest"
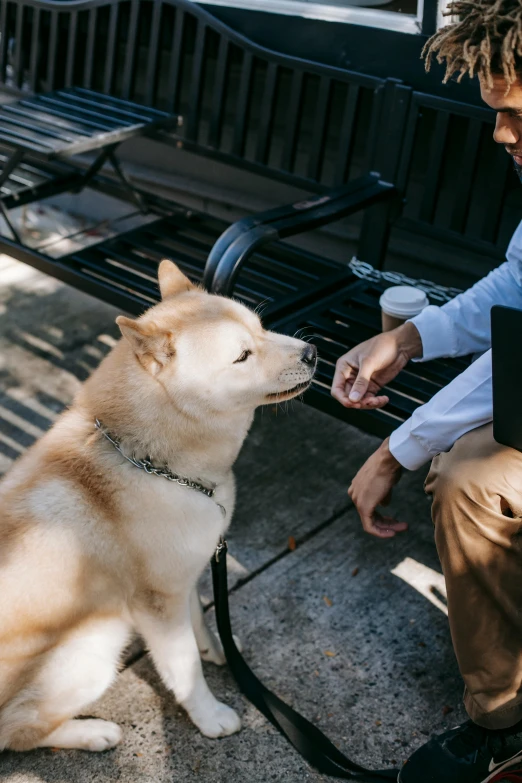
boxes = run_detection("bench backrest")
[395,91,522,268]
[0,0,400,194]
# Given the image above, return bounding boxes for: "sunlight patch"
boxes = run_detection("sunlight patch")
[391,557,448,616]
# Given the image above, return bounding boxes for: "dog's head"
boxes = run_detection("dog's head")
[116,260,317,415]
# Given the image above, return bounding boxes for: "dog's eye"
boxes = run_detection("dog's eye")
[234,350,251,364]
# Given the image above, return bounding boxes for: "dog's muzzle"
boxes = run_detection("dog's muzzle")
[300,344,317,369]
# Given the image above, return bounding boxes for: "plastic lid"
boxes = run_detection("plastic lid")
[379,286,429,318]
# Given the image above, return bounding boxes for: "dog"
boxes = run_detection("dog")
[0,260,317,753]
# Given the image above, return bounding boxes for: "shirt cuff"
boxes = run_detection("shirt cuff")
[409,305,457,362]
[389,420,433,471]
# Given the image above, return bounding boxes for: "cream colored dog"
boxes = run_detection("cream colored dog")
[0,260,316,753]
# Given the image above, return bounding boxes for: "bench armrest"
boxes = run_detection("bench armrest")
[204,174,396,296]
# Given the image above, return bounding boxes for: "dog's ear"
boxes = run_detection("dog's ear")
[116,316,174,376]
[158,259,194,299]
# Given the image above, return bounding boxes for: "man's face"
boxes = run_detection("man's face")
[481,74,522,180]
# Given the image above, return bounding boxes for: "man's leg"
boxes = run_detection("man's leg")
[427,422,522,729]
[400,423,522,782]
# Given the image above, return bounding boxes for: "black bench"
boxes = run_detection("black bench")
[0,86,182,239]
[0,0,514,438]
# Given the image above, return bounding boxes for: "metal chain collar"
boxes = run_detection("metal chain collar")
[94,419,226,516]
[349,258,462,304]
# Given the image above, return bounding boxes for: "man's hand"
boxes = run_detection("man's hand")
[349,438,407,539]
[331,322,422,409]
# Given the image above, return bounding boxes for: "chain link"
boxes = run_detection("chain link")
[349,258,462,304]
[94,419,226,516]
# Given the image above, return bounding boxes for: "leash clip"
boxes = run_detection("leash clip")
[215,536,227,563]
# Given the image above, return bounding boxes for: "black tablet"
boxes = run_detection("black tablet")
[492,305,522,451]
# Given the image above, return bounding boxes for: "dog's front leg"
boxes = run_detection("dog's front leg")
[190,586,242,665]
[135,598,241,738]
[190,586,227,665]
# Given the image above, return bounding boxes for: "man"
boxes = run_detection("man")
[331,2,522,781]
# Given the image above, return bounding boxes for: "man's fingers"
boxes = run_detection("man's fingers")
[371,526,398,539]
[331,362,356,404]
[342,394,390,411]
[348,361,374,403]
[358,507,397,539]
[374,514,408,533]
[363,514,398,538]
[353,393,389,410]
[358,507,408,538]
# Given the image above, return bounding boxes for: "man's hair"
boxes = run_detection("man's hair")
[423,0,522,91]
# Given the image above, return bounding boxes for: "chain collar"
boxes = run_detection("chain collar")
[94,419,226,516]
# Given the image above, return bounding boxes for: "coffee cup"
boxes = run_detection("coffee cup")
[379,285,429,332]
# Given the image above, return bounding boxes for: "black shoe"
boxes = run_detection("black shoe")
[398,718,522,783]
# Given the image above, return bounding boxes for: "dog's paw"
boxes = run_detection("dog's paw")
[76,720,122,752]
[200,633,242,666]
[195,702,241,738]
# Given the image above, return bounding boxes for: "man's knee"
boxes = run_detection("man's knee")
[426,423,522,528]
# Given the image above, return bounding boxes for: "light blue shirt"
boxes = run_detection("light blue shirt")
[389,219,522,470]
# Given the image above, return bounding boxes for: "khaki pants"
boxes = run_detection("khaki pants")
[427,423,522,729]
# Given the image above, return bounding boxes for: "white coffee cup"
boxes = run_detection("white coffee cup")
[379,286,429,332]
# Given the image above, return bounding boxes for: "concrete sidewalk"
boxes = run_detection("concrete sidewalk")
[0,256,465,782]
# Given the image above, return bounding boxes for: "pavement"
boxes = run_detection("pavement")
[0,255,467,783]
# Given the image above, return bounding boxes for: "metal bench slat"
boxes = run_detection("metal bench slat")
[72,89,173,119]
[255,62,278,166]
[3,104,99,137]
[166,8,185,114]
[47,11,59,92]
[65,11,78,90]
[145,0,163,106]
[18,98,115,132]
[0,112,79,143]
[53,91,155,125]
[186,22,207,140]
[103,5,119,94]
[0,128,53,154]
[122,0,140,101]
[307,75,331,182]
[450,118,483,234]
[84,8,98,91]
[13,2,23,91]
[71,247,161,299]
[333,83,360,187]
[121,227,301,297]
[419,110,450,224]
[0,0,8,85]
[208,37,229,149]
[280,70,303,173]
[232,51,253,157]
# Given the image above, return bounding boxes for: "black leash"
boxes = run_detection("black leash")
[211,539,399,782]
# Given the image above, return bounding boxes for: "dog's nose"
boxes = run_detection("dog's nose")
[301,344,317,367]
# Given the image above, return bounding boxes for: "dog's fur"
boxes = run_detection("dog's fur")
[0,261,315,753]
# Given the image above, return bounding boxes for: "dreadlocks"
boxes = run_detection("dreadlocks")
[423,0,522,92]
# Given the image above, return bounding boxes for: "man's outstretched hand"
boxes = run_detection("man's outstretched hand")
[331,321,423,409]
[348,438,407,539]
[332,321,421,537]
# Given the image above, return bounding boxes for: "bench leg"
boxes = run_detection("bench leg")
[78,145,117,190]
[0,148,24,242]
[0,199,22,243]
[108,151,148,215]
[76,144,148,215]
